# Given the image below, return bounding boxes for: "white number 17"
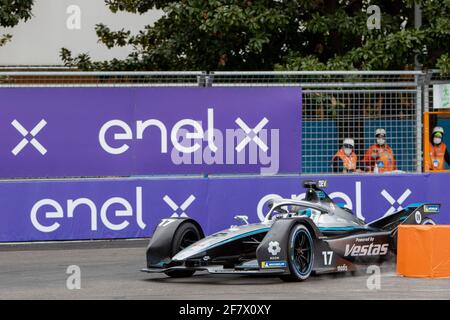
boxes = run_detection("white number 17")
[322,251,333,266]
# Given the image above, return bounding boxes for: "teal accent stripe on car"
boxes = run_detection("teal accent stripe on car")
[204,228,271,251]
[405,203,424,208]
[319,226,364,231]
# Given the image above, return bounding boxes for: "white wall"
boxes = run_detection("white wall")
[0,0,162,65]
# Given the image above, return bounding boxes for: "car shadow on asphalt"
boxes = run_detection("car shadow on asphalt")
[140,270,374,286]
[140,261,397,286]
[142,272,284,285]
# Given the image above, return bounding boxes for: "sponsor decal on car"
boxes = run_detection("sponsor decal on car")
[424,204,440,213]
[268,241,281,256]
[337,264,348,272]
[415,211,422,224]
[261,261,287,268]
[344,243,389,257]
[355,236,375,242]
[317,180,328,188]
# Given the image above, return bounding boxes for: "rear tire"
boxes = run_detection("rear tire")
[280,224,314,282]
[165,222,202,278]
[421,218,436,225]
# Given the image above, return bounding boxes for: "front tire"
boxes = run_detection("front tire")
[165,222,202,278]
[280,224,314,282]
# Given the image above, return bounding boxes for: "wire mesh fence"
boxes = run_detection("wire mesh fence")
[209,71,420,88]
[0,70,427,174]
[211,71,422,174]
[301,89,418,174]
[424,71,450,171]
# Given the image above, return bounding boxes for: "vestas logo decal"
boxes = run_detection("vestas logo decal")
[344,243,389,257]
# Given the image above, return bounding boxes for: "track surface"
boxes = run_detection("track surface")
[0,240,449,300]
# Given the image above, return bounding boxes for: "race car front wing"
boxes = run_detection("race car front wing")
[141,265,286,275]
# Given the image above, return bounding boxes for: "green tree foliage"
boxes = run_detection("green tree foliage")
[60,0,450,72]
[0,0,34,46]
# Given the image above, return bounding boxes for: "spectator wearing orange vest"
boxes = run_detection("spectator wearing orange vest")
[363,128,396,173]
[428,126,450,171]
[332,138,358,173]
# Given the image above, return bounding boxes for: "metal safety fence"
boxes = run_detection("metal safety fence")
[0,71,205,87]
[0,70,431,174]
[425,70,450,112]
[424,70,450,171]
[211,71,423,174]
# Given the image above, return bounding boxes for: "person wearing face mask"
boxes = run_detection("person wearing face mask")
[364,128,396,173]
[332,138,358,173]
[427,126,450,171]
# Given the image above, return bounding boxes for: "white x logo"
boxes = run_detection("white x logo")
[235,117,269,152]
[11,119,47,156]
[163,195,196,217]
[381,189,411,216]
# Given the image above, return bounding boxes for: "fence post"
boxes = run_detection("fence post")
[423,70,432,113]
[197,72,209,87]
[416,72,425,173]
[205,72,214,87]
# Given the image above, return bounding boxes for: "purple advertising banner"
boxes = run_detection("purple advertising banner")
[0,173,448,242]
[0,87,301,178]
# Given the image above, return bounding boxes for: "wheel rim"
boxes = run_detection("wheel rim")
[290,228,313,277]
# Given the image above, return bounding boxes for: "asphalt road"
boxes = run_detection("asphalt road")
[0,240,449,300]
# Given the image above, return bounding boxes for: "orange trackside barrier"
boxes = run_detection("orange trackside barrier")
[397,225,450,278]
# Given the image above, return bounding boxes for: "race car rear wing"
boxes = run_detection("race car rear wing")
[366,203,440,231]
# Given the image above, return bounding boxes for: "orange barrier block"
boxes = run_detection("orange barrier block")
[397,225,450,278]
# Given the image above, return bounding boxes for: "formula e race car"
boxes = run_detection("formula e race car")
[141,180,439,281]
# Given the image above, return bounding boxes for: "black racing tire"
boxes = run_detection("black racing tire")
[421,217,436,225]
[164,222,202,278]
[280,224,314,282]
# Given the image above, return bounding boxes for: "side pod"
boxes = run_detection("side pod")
[146,217,204,268]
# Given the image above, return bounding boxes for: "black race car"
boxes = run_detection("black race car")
[142,180,439,281]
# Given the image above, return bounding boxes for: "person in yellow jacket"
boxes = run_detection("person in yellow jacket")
[332,138,358,173]
[428,126,450,171]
